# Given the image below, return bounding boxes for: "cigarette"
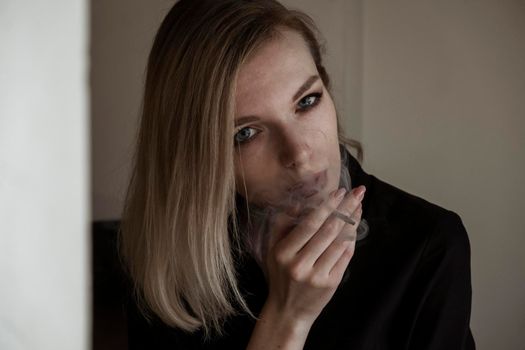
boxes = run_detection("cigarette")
[332,210,356,225]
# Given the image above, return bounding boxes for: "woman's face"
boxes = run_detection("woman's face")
[234,29,341,209]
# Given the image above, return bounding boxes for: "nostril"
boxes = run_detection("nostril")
[281,147,311,169]
[277,129,312,169]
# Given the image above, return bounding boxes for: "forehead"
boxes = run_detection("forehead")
[235,29,318,111]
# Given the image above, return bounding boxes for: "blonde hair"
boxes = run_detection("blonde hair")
[119,0,362,338]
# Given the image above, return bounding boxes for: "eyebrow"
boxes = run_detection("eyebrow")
[234,115,260,128]
[293,75,320,102]
[234,75,321,127]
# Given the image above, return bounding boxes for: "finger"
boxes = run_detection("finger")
[298,187,365,265]
[333,186,365,222]
[328,242,355,280]
[312,236,353,276]
[283,187,347,254]
[338,203,363,242]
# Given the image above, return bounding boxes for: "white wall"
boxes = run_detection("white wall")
[361,1,525,349]
[0,1,89,349]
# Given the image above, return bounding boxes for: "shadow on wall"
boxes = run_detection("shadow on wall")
[90,1,174,349]
[90,0,172,221]
[92,221,129,350]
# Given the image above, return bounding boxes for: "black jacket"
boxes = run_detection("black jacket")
[127,151,476,349]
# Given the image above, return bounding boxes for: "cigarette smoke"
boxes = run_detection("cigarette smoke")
[238,148,369,271]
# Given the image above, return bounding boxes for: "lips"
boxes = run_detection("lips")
[288,170,328,199]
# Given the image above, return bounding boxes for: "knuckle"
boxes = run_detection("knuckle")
[288,261,305,281]
[343,195,360,210]
[347,200,360,212]
[343,246,355,260]
[273,246,288,265]
[301,218,318,232]
[335,239,350,250]
[308,274,328,288]
[322,220,337,233]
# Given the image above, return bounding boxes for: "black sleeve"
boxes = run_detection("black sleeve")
[408,211,476,349]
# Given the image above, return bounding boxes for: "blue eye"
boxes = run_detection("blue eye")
[234,127,258,144]
[298,92,322,110]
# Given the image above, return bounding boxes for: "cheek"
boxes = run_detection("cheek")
[310,96,339,144]
[235,149,291,207]
[234,153,274,199]
[316,97,342,188]
[322,95,338,133]
[234,155,252,193]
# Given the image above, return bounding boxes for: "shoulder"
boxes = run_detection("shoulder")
[364,174,471,256]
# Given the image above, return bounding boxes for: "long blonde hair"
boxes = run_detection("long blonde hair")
[119,0,362,338]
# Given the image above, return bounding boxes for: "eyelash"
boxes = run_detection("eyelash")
[297,92,323,112]
[234,91,323,145]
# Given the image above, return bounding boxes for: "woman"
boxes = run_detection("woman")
[120,0,475,349]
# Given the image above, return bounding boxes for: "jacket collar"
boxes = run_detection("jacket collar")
[342,146,391,243]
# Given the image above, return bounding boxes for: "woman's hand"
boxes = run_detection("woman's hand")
[247,186,365,350]
[264,185,365,325]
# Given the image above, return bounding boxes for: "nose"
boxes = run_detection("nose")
[278,127,312,169]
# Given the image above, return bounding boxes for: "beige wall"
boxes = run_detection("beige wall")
[361,1,525,348]
[91,1,525,348]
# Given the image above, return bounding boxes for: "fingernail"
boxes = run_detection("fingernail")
[333,187,346,200]
[354,186,366,200]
